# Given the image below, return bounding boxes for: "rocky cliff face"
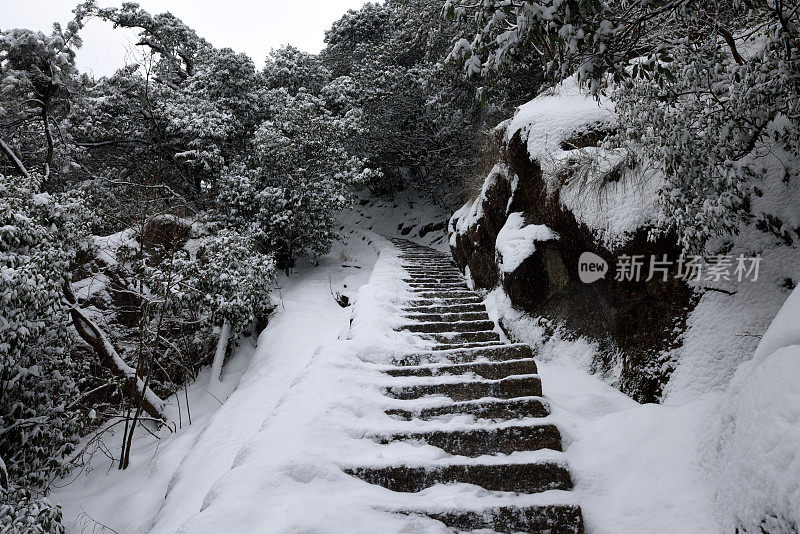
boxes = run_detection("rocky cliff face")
[449,80,693,402]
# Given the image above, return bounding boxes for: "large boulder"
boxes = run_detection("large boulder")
[448,77,693,402]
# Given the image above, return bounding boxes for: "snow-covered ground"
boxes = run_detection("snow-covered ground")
[51,193,798,533]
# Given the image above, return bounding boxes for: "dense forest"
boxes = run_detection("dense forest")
[2,0,799,532]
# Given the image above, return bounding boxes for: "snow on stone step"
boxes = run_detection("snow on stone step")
[403,311,491,323]
[407,282,468,290]
[403,265,460,271]
[401,503,584,534]
[385,396,551,422]
[406,296,484,306]
[430,341,507,351]
[414,290,478,299]
[382,358,538,380]
[373,423,563,457]
[399,320,496,333]
[384,374,542,401]
[418,330,502,344]
[390,343,534,366]
[343,452,572,494]
[373,486,583,534]
[402,303,486,314]
[403,273,465,284]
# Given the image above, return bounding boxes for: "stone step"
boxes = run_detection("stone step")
[402,304,486,314]
[407,297,483,306]
[403,265,459,271]
[408,287,472,295]
[403,266,457,272]
[384,358,538,380]
[404,504,584,534]
[376,423,562,456]
[403,271,462,277]
[407,282,468,289]
[403,266,459,271]
[405,278,465,285]
[430,341,507,351]
[419,331,502,344]
[399,320,496,334]
[386,396,551,421]
[384,375,542,401]
[414,291,477,299]
[403,311,490,323]
[344,458,572,494]
[392,343,534,366]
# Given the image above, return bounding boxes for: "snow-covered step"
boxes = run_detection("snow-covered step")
[407,296,484,306]
[403,311,490,323]
[400,256,455,267]
[403,271,462,278]
[418,330,502,344]
[399,503,583,534]
[404,273,464,280]
[402,303,485,314]
[399,320,495,333]
[403,265,460,272]
[386,396,551,421]
[383,358,538,380]
[408,289,474,298]
[343,455,572,494]
[384,374,542,401]
[392,343,534,366]
[414,290,478,299]
[407,282,468,289]
[375,422,562,456]
[430,341,507,351]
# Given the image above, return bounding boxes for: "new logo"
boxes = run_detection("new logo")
[578,252,608,283]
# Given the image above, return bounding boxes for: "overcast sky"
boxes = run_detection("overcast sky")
[2,0,375,77]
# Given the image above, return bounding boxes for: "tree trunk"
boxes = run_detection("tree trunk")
[64,284,167,421]
[0,454,8,490]
[208,321,232,390]
[0,137,30,179]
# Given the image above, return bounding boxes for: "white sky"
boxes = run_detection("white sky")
[1,0,375,77]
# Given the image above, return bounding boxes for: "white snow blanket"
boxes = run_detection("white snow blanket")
[495,212,558,273]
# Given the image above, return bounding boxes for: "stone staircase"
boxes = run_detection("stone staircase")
[344,238,584,533]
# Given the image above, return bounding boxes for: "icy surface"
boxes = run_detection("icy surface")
[495,212,557,273]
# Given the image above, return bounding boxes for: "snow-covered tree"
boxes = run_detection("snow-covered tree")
[0,173,88,499]
[0,3,91,185]
[263,45,330,96]
[218,90,373,267]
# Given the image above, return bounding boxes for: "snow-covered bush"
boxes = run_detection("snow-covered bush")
[149,227,276,338]
[0,486,64,534]
[0,173,88,490]
[616,30,800,250]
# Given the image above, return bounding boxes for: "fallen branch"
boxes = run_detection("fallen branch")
[64,284,167,421]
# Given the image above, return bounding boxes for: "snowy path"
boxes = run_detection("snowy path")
[168,239,582,533]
